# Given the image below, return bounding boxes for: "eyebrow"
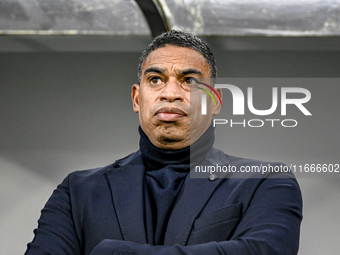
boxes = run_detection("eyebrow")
[144,67,166,76]
[180,68,203,76]
[144,67,204,77]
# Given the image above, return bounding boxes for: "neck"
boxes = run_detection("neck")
[139,124,215,170]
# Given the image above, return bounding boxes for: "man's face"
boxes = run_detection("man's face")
[132,45,221,150]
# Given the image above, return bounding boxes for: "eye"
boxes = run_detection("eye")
[149,76,163,85]
[183,77,198,86]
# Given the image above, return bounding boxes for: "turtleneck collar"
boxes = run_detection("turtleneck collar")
[139,124,215,171]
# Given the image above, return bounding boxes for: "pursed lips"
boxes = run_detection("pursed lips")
[154,107,187,122]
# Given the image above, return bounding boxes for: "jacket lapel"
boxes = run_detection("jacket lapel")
[106,151,147,244]
[164,148,230,246]
[105,147,230,246]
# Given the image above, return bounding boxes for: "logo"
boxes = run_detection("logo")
[197,82,312,128]
[196,81,222,115]
[196,81,222,106]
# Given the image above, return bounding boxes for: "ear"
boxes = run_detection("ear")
[212,88,222,115]
[131,84,140,113]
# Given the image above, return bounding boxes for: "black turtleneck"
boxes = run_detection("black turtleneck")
[139,124,215,245]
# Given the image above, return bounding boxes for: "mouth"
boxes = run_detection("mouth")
[154,107,187,122]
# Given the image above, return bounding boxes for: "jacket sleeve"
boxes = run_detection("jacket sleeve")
[24,174,81,255]
[90,176,303,255]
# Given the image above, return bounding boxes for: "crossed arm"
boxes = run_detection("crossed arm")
[25,174,302,255]
[90,177,302,255]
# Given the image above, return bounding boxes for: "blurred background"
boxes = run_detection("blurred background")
[1,0,339,254]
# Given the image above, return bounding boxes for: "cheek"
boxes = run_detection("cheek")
[190,91,202,106]
[140,87,158,104]
[190,96,214,124]
[190,92,211,115]
[138,95,155,122]
[139,91,151,109]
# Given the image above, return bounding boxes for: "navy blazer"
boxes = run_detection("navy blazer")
[25,148,302,255]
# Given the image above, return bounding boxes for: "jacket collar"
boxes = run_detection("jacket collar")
[106,147,230,245]
[106,151,147,244]
[164,147,230,245]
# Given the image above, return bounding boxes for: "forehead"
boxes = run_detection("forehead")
[142,45,210,75]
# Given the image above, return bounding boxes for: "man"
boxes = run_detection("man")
[25,30,302,255]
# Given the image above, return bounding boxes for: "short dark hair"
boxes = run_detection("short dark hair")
[137,30,217,83]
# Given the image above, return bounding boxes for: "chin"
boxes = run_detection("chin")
[159,133,184,143]
[157,134,189,149]
[159,142,189,150]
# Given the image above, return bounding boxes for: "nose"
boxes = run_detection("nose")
[159,77,185,102]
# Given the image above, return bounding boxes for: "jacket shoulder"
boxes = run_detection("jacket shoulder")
[65,150,142,188]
